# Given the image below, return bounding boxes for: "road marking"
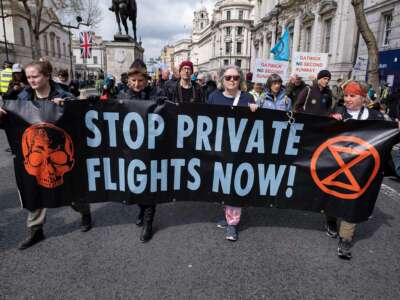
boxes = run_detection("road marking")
[381,183,400,204]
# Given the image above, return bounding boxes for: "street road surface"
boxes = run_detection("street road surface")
[0,130,399,299]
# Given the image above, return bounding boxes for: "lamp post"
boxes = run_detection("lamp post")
[0,0,9,61]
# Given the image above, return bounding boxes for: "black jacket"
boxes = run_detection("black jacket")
[117,85,165,101]
[334,106,385,121]
[165,80,205,103]
[295,81,332,116]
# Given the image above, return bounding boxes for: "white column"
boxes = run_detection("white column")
[311,12,320,52]
[293,15,301,55]
[262,32,268,59]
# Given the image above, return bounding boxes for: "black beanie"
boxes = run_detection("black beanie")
[317,70,331,80]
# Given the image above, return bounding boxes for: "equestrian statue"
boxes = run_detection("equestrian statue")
[109,0,137,41]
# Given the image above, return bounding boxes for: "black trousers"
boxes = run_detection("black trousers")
[138,204,156,223]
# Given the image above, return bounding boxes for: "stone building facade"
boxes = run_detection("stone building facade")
[252,0,358,80]
[0,0,71,73]
[164,0,254,74]
[355,0,400,90]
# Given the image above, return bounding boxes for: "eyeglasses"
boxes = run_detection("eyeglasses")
[224,75,240,81]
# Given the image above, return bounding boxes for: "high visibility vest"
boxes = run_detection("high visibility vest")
[0,67,13,93]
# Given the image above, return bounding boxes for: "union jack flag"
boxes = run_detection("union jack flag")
[79,32,93,59]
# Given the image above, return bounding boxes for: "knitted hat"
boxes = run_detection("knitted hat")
[317,70,331,80]
[179,61,194,73]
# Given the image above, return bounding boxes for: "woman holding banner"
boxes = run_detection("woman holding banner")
[117,60,163,242]
[0,60,92,250]
[249,74,291,112]
[331,81,384,260]
[207,65,255,241]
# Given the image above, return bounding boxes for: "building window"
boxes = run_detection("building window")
[56,37,61,58]
[227,10,231,20]
[224,59,229,66]
[305,26,312,52]
[288,26,294,56]
[50,33,56,57]
[323,19,332,53]
[63,42,66,58]
[20,28,26,47]
[235,60,242,68]
[226,27,231,36]
[383,13,392,46]
[93,56,98,65]
[225,42,232,55]
[239,10,244,20]
[200,22,204,29]
[236,42,242,55]
[237,26,243,35]
[83,58,87,64]
[201,13,204,18]
[43,34,49,55]
[73,56,76,64]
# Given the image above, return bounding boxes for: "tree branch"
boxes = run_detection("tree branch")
[0,13,29,21]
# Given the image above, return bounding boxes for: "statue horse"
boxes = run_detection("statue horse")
[110,0,137,41]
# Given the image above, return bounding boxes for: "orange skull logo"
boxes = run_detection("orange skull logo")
[22,123,75,189]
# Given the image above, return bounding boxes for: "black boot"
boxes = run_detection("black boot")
[136,206,144,227]
[18,226,45,250]
[81,213,92,232]
[325,215,338,238]
[140,222,153,242]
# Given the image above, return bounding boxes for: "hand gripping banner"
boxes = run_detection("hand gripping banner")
[3,100,399,223]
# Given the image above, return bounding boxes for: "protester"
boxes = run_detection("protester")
[196,73,206,87]
[165,61,204,103]
[249,82,265,103]
[331,78,344,109]
[380,83,391,104]
[205,76,217,99]
[255,74,291,111]
[0,61,13,95]
[295,70,335,237]
[331,81,385,259]
[158,69,170,90]
[95,74,104,95]
[3,64,28,100]
[207,65,255,241]
[387,88,400,121]
[245,71,253,92]
[117,60,163,242]
[295,69,332,116]
[0,60,92,250]
[367,84,377,101]
[117,72,129,93]
[285,73,306,108]
[100,74,118,101]
[69,79,81,98]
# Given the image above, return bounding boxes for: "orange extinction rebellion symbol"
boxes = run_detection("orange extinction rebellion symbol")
[310,136,380,200]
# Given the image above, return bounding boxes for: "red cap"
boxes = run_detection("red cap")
[179,61,194,73]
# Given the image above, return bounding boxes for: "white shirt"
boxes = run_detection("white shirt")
[347,107,369,120]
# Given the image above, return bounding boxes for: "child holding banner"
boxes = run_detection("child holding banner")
[207,65,255,241]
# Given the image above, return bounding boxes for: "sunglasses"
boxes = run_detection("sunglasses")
[224,75,240,81]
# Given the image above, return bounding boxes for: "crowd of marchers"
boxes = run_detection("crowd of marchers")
[0,56,400,261]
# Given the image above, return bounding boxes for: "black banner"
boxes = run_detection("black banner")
[3,100,399,222]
